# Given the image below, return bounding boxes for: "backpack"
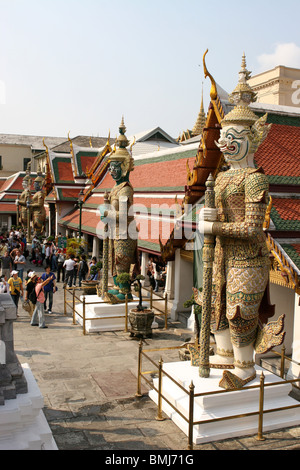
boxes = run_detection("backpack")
[81,260,88,275]
[28,282,37,305]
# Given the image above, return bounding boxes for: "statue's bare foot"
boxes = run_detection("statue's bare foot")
[233,366,256,381]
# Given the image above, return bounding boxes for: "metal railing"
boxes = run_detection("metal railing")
[63,285,169,335]
[135,341,300,450]
[142,286,169,329]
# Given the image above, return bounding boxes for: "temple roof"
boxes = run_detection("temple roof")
[59,142,199,252]
[0,134,66,151]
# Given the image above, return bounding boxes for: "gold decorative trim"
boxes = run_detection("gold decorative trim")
[216,348,234,358]
[267,234,300,294]
[234,360,255,369]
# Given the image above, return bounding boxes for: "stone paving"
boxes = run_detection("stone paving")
[11,263,300,451]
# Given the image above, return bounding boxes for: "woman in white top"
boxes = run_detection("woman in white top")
[0,274,10,293]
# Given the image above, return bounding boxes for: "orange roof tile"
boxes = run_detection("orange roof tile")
[255,124,300,179]
[272,198,300,221]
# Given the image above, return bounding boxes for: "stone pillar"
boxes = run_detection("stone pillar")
[164,260,175,300]
[0,293,27,404]
[170,249,193,320]
[55,208,58,237]
[287,292,300,380]
[140,252,149,287]
[92,236,100,258]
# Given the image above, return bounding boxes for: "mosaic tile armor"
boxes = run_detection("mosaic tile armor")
[100,118,139,303]
[196,54,285,389]
[211,167,271,348]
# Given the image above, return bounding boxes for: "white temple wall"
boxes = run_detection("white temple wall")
[268,283,295,356]
[171,249,193,320]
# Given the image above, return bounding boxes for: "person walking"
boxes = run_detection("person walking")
[0,251,12,279]
[14,249,26,281]
[78,254,88,287]
[41,266,56,314]
[30,275,54,329]
[8,270,24,314]
[63,254,76,287]
[25,271,37,318]
[72,256,79,287]
[45,243,51,268]
[51,242,58,272]
[153,262,161,292]
[56,250,65,283]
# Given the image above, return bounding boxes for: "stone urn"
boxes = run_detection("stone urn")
[129,308,155,338]
[81,280,99,295]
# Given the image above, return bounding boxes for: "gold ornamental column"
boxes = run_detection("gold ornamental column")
[199,174,215,378]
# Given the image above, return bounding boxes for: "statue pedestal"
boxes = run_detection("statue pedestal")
[0,363,57,450]
[75,295,158,333]
[149,361,300,445]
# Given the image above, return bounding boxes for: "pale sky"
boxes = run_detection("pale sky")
[0,0,300,140]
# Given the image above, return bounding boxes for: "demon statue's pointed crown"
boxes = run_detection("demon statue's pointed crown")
[217,54,272,156]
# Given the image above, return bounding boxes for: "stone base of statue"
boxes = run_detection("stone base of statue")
[129,309,155,338]
[75,295,158,333]
[0,363,57,450]
[149,361,300,445]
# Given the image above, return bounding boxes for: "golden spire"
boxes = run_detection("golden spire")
[192,82,206,136]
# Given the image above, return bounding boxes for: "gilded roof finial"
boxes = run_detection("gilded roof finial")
[68,131,74,153]
[43,137,49,155]
[106,129,111,147]
[203,49,218,101]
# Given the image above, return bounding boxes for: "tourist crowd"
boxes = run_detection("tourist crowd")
[0,229,102,329]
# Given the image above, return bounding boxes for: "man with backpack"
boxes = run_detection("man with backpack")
[78,254,88,287]
[41,266,57,314]
[25,271,38,317]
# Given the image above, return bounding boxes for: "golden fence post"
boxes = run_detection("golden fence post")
[72,287,76,325]
[280,345,286,379]
[83,296,86,336]
[256,371,266,441]
[125,294,128,333]
[135,339,143,398]
[156,357,165,421]
[64,285,67,316]
[150,286,153,310]
[164,293,168,329]
[187,381,195,451]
